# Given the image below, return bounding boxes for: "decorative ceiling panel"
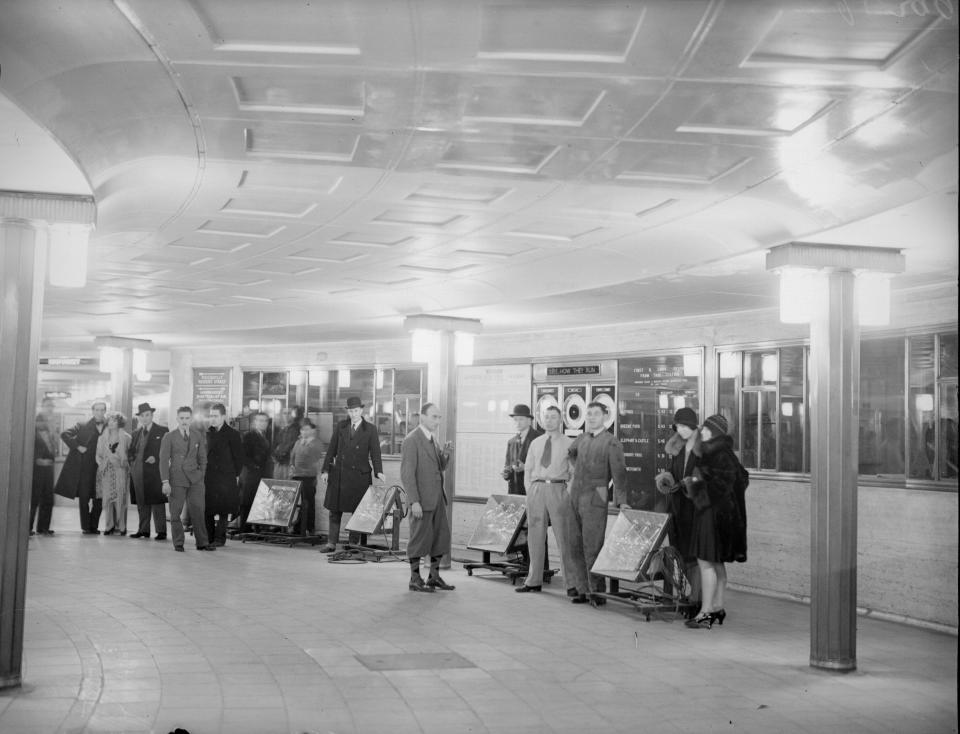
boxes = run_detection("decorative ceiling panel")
[239,168,343,193]
[674,85,837,136]
[464,83,605,127]
[477,2,644,63]
[197,219,286,238]
[607,142,753,184]
[329,232,415,248]
[506,220,603,242]
[220,196,318,218]
[437,139,560,174]
[745,7,937,68]
[187,0,361,55]
[230,74,365,117]
[406,182,512,206]
[373,208,465,228]
[244,123,363,162]
[169,239,252,254]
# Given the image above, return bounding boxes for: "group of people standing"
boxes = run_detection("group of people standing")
[498,401,748,627]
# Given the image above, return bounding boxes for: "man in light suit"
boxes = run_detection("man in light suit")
[159,406,215,552]
[401,403,454,592]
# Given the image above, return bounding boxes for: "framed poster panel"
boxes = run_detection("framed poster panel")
[591,510,670,582]
[247,479,301,528]
[466,494,527,554]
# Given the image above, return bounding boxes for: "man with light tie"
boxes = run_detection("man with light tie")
[515,405,572,594]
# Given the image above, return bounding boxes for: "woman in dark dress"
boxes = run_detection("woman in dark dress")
[656,407,701,607]
[683,414,747,629]
[319,397,384,552]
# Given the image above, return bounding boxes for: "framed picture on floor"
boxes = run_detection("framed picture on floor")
[591,510,670,582]
[466,494,527,554]
[247,479,301,528]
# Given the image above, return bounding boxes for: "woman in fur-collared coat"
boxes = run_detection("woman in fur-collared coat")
[682,413,747,629]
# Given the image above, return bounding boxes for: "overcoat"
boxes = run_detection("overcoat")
[54,418,103,500]
[239,429,272,506]
[663,431,699,560]
[321,418,383,514]
[694,435,748,564]
[128,422,169,505]
[205,423,244,515]
[502,427,544,495]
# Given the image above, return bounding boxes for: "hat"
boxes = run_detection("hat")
[702,414,729,437]
[509,404,533,418]
[672,407,699,431]
[345,396,364,409]
[136,402,156,416]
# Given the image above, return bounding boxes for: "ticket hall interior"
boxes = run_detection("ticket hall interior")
[0,2,957,733]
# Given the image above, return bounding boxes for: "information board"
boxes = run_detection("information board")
[455,364,531,498]
[618,355,699,509]
[193,367,231,413]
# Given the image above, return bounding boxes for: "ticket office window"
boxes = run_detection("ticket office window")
[716,346,809,474]
[718,330,958,486]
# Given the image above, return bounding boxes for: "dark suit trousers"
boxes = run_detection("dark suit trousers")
[132,474,166,534]
[205,512,228,545]
[292,476,316,534]
[78,488,102,532]
[407,507,450,560]
[30,465,54,532]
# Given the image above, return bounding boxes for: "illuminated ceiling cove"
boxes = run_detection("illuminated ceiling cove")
[0,0,956,348]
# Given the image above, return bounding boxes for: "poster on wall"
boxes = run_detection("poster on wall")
[193,367,231,414]
[618,355,699,510]
[455,364,532,499]
[591,384,617,432]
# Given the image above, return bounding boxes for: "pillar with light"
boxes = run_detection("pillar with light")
[767,243,905,672]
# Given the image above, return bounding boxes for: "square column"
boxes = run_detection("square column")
[0,223,47,689]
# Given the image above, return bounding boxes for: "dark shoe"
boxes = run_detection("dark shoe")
[42,530,55,536]
[29,530,36,536]
[711,609,726,626]
[318,544,336,553]
[119,531,127,536]
[567,587,579,598]
[409,576,435,593]
[426,576,456,591]
[515,585,542,593]
[82,530,100,535]
[590,595,607,607]
[103,529,115,536]
[154,534,167,541]
[197,545,217,551]
[571,594,589,604]
[213,539,226,547]
[685,613,713,629]
[129,532,147,539]
[174,546,184,552]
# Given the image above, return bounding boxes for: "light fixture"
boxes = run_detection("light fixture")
[682,352,700,377]
[98,347,122,374]
[777,267,826,323]
[248,399,260,410]
[338,370,351,389]
[658,393,670,410]
[487,400,497,412]
[455,332,475,366]
[411,329,442,362]
[375,369,384,390]
[47,223,93,288]
[133,349,151,382]
[782,401,794,417]
[856,272,892,327]
[290,370,306,385]
[915,393,934,412]
[309,370,327,386]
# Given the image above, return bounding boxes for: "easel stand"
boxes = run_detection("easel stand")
[331,491,406,563]
[239,488,323,547]
[463,541,557,586]
[593,545,694,621]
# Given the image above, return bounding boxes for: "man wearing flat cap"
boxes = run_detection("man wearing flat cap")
[320,396,384,552]
[128,402,170,539]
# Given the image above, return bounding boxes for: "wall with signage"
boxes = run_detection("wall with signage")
[618,354,700,509]
[192,367,231,413]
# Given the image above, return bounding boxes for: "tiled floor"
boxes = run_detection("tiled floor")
[2,507,956,734]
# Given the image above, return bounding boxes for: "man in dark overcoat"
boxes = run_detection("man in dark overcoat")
[319,396,384,552]
[55,401,107,534]
[204,403,244,546]
[128,402,169,539]
[239,411,272,530]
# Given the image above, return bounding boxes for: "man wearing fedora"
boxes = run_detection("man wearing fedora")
[502,404,543,496]
[320,396,384,552]
[502,404,543,565]
[128,402,169,539]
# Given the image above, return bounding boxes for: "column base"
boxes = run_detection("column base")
[0,673,22,690]
[810,657,857,672]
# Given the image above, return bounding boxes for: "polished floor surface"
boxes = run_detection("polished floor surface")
[2,508,956,734]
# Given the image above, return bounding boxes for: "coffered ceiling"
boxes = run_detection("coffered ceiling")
[0,0,956,349]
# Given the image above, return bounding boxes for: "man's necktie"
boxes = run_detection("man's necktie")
[181,430,188,441]
[541,436,552,468]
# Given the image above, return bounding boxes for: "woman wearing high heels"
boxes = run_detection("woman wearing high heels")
[682,414,747,629]
[97,411,132,536]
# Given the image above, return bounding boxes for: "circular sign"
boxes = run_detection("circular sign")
[536,394,559,427]
[594,392,616,430]
[563,393,586,430]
